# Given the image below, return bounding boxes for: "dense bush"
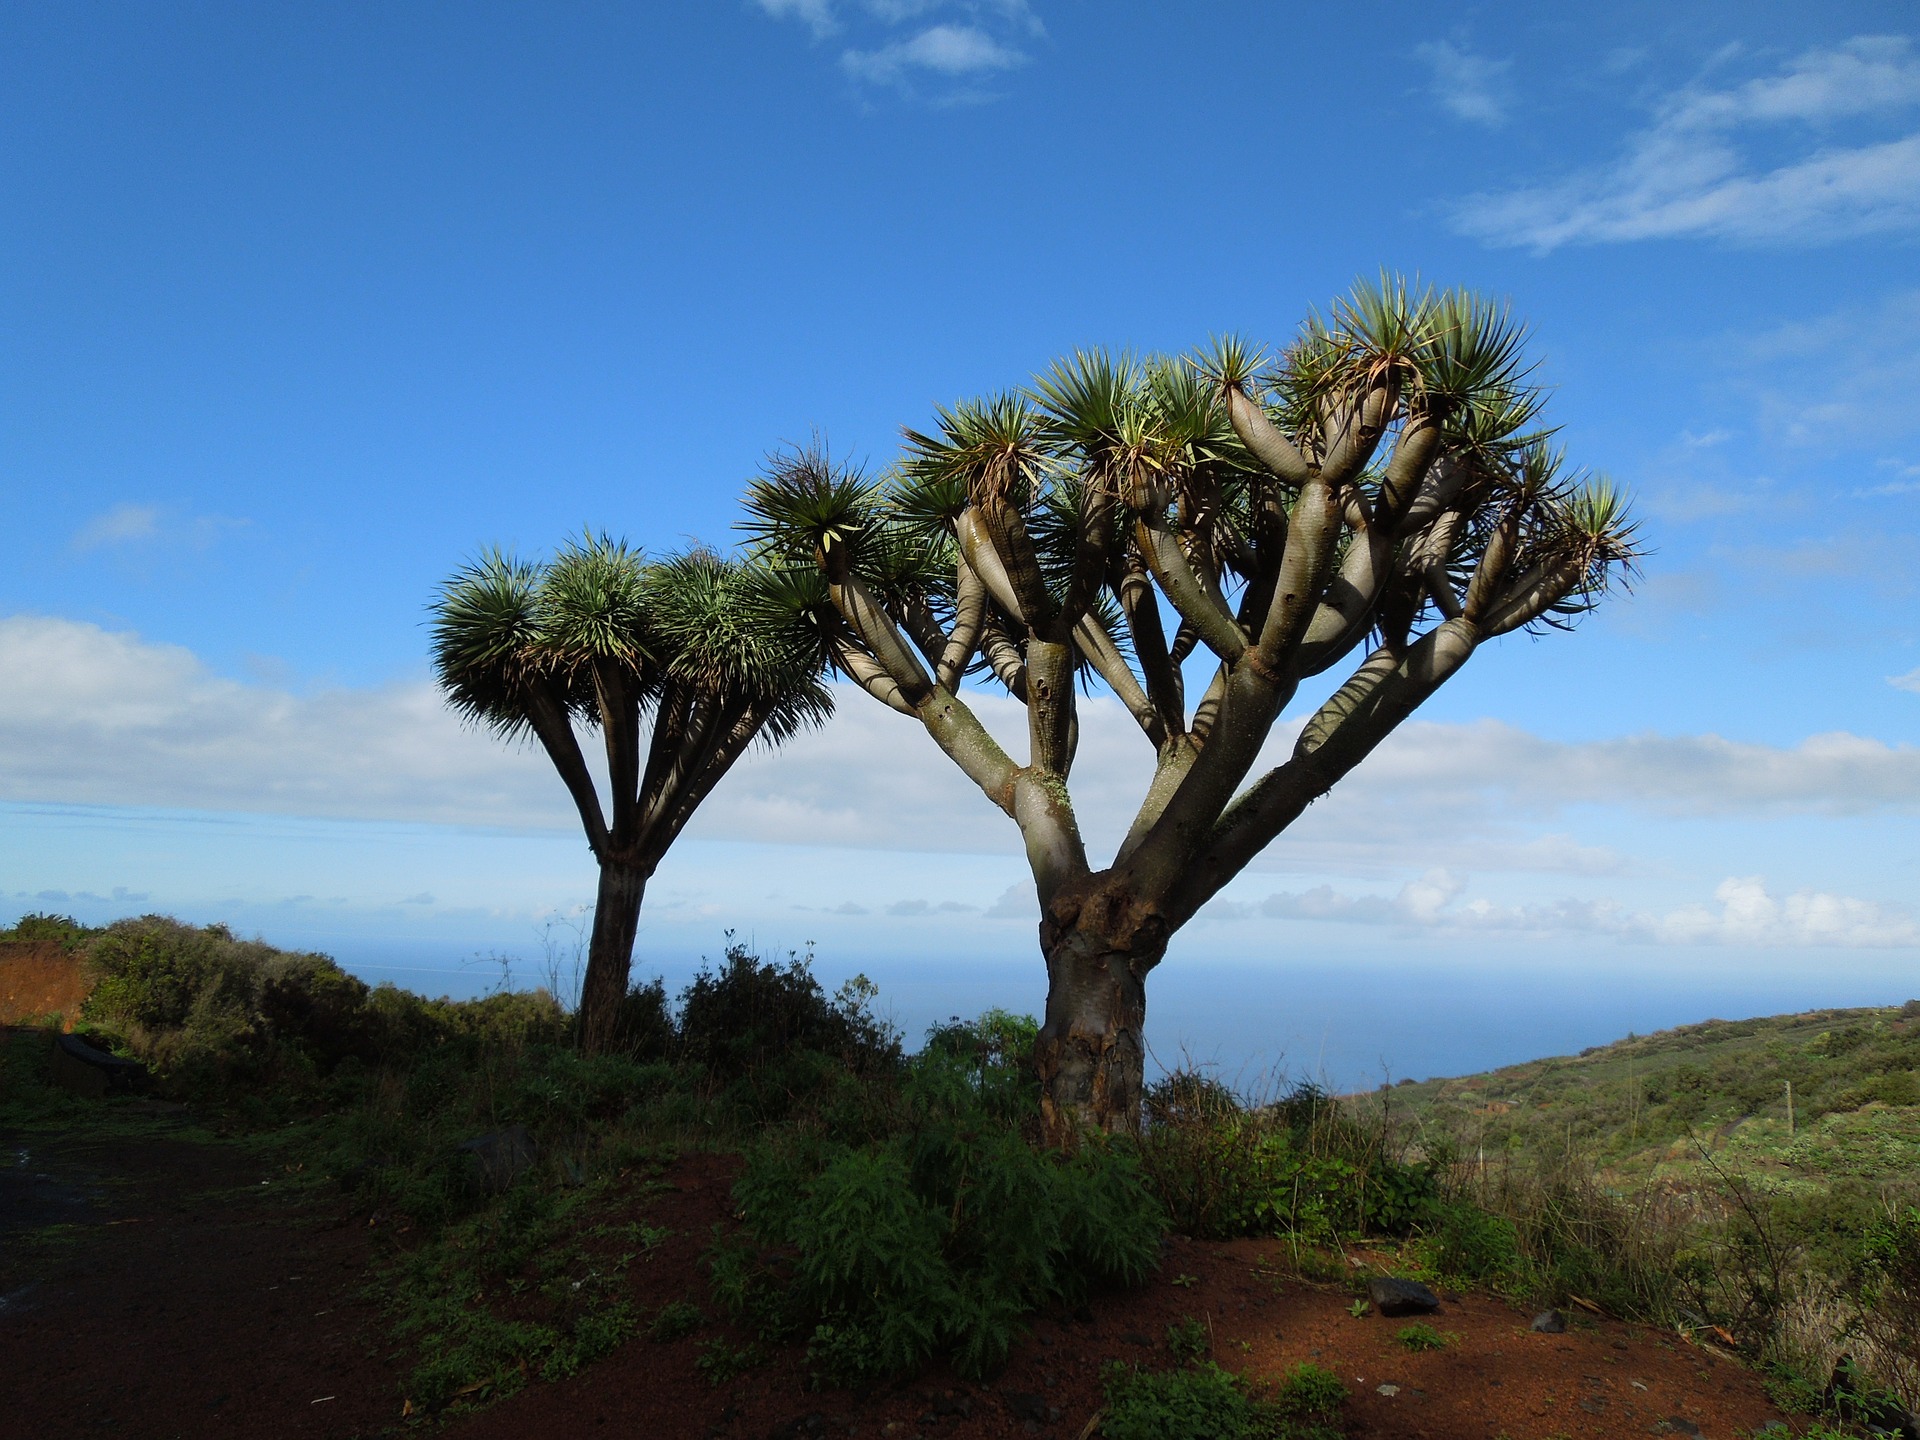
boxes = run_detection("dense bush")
[71,915,570,1099]
[708,1013,1162,1386]
[0,911,99,948]
[1135,1071,1437,1243]
[673,940,899,1124]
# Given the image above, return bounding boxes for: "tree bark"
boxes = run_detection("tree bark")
[1033,888,1165,1146]
[576,857,648,1054]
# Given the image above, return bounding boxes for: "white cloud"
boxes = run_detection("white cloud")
[756,0,838,39]
[7,613,1920,877]
[1856,459,1920,497]
[71,503,248,557]
[842,23,1025,86]
[1255,872,1918,949]
[984,883,1036,918]
[1413,40,1510,126]
[1657,875,1918,947]
[1891,667,1920,694]
[1456,37,1920,249]
[0,615,572,828]
[73,503,162,551]
[757,0,1040,98]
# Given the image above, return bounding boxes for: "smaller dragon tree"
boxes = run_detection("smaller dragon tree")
[744,278,1641,1145]
[429,536,831,1052]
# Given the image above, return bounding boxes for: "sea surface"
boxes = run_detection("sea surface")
[318,935,1918,1092]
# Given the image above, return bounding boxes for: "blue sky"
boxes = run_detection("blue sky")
[4,3,1919,1080]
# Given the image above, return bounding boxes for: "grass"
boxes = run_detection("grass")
[1355,998,1920,1414]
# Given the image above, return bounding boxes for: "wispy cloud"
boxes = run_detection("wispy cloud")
[71,502,248,556]
[8,615,1920,849]
[1256,871,1919,949]
[1858,459,1920,498]
[73,503,162,551]
[1456,36,1920,249]
[1413,40,1511,126]
[756,0,838,39]
[758,0,1041,100]
[843,23,1025,87]
[1891,667,1920,694]
[1702,289,1920,453]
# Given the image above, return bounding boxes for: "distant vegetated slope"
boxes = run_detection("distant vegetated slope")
[1391,1000,1920,1184]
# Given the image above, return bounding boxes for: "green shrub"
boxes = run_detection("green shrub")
[1137,1071,1438,1243]
[1394,1322,1453,1351]
[612,976,675,1059]
[1101,1362,1287,1440]
[1419,1199,1527,1289]
[678,939,897,1081]
[647,1300,703,1343]
[1166,1315,1210,1363]
[694,1336,766,1385]
[710,1022,1162,1385]
[1,911,98,947]
[1270,1360,1349,1420]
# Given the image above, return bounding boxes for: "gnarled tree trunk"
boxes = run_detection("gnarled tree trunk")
[1034,883,1166,1145]
[577,858,648,1054]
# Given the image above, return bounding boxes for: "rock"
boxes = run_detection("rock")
[48,1033,148,1098]
[1531,1309,1568,1333]
[455,1124,538,1193]
[1657,1419,1702,1437]
[1002,1393,1047,1424]
[1376,1384,1400,1397]
[1366,1277,1441,1316]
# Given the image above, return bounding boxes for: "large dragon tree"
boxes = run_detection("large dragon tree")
[430,537,831,1052]
[746,280,1640,1144]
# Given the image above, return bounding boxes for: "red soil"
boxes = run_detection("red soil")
[2,1134,1795,1440]
[451,1152,1792,1440]
[0,941,93,1028]
[0,1116,402,1439]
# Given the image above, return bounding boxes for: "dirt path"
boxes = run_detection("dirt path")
[0,1113,403,1439]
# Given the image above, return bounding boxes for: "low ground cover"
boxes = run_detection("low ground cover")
[3,909,1912,1435]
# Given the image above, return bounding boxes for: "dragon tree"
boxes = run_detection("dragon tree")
[430,537,831,1052]
[745,279,1640,1144]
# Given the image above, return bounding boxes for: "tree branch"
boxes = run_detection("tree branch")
[1164,617,1479,926]
[1222,385,1311,488]
[937,555,988,690]
[980,620,1028,701]
[1073,612,1164,747]
[1481,558,1582,636]
[1136,514,1247,663]
[1117,558,1185,736]
[834,639,916,715]
[1026,638,1076,776]
[592,659,642,843]
[525,683,610,857]
[828,571,934,705]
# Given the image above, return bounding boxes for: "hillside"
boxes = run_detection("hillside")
[1385,999,1920,1185]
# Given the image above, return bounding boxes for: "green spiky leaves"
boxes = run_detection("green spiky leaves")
[430,549,552,738]
[429,540,832,737]
[741,443,886,573]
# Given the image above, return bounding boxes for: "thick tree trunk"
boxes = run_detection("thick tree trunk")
[576,858,648,1054]
[1033,906,1162,1146]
